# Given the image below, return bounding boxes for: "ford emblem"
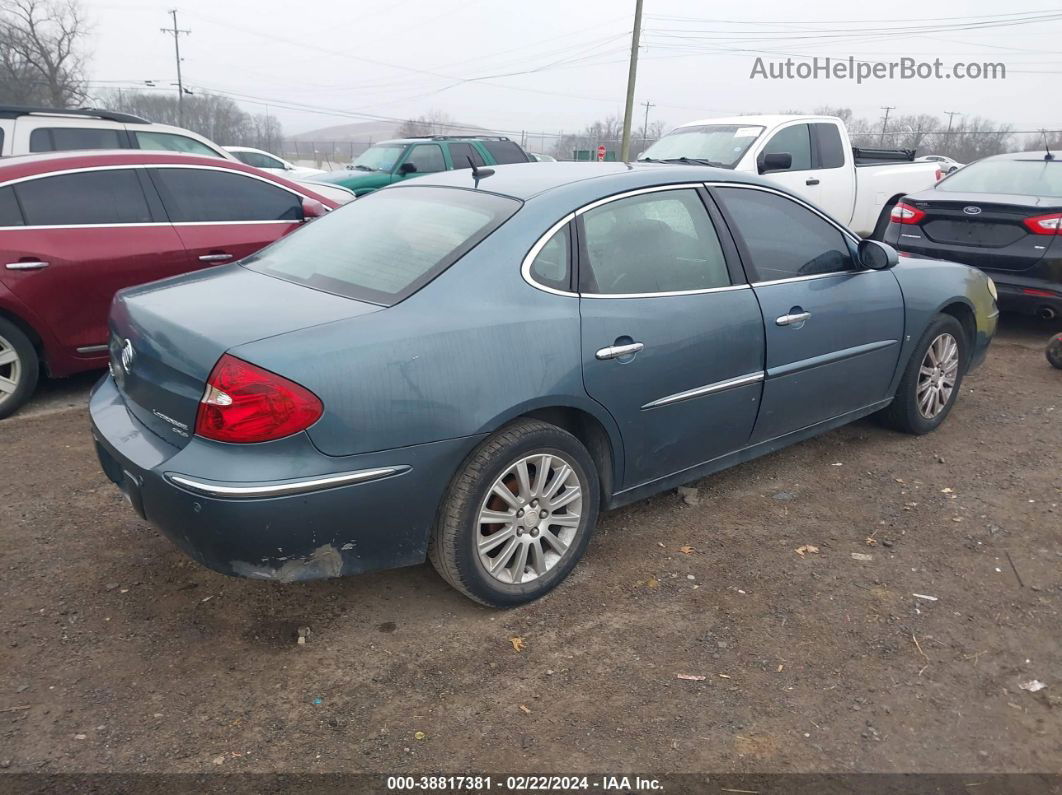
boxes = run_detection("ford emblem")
[963,206,982,216]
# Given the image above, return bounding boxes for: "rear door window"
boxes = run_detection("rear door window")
[811,123,845,169]
[760,124,812,172]
[150,168,302,222]
[448,142,485,169]
[0,186,23,226]
[14,169,152,225]
[134,131,222,157]
[580,189,731,294]
[29,127,126,152]
[245,186,520,305]
[481,140,529,164]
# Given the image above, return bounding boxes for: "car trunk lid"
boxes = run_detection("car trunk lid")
[109,265,380,447]
[907,191,1061,271]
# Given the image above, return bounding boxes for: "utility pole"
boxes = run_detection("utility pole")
[619,0,645,162]
[944,110,960,135]
[641,99,655,150]
[161,10,190,126]
[879,105,895,145]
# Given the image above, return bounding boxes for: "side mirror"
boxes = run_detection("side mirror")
[398,162,417,175]
[301,197,328,221]
[858,239,898,270]
[758,152,792,173]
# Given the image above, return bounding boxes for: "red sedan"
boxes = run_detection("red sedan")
[0,150,338,418]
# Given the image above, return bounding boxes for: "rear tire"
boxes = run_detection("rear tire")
[428,419,600,608]
[1047,334,1062,370]
[0,317,39,420]
[876,314,967,435]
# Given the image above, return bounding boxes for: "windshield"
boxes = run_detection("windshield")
[350,144,406,172]
[640,124,765,168]
[244,186,521,305]
[936,158,1062,198]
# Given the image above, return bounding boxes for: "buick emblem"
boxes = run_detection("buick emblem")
[120,339,135,374]
[963,206,982,216]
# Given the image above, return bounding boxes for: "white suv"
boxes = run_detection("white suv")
[0,105,356,204]
[0,105,233,159]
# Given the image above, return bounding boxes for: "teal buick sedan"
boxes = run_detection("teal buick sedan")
[91,162,998,607]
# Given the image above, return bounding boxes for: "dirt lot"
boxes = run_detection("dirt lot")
[1,317,1060,776]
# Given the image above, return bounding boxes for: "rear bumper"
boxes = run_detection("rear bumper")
[993,282,1062,318]
[89,375,483,582]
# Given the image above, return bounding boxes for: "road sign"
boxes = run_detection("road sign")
[596,145,606,162]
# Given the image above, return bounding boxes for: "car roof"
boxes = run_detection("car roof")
[396,160,778,202]
[0,149,339,205]
[984,150,1058,162]
[372,136,513,146]
[668,114,841,131]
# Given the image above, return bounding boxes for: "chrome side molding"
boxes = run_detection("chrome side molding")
[641,371,764,410]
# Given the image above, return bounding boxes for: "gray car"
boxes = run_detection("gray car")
[90,162,998,607]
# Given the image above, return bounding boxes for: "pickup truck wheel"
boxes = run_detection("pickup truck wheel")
[0,317,39,420]
[428,419,600,608]
[876,314,967,435]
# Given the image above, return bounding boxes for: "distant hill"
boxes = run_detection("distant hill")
[289,119,496,143]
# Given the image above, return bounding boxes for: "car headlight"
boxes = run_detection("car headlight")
[986,277,998,302]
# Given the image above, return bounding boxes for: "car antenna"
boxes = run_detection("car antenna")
[468,156,494,188]
[1042,129,1055,161]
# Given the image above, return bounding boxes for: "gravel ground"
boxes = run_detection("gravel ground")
[1,315,1059,775]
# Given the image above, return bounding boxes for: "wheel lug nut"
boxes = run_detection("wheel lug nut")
[517,509,524,517]
[540,510,548,518]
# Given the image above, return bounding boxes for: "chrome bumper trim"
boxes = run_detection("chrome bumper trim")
[165,466,410,498]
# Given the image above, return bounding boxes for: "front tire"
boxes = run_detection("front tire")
[877,314,968,434]
[0,318,39,420]
[428,419,600,607]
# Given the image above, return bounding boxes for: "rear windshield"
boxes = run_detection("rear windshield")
[937,158,1062,198]
[244,186,520,305]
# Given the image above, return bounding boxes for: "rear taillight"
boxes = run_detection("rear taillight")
[195,354,322,443]
[934,168,944,182]
[890,201,926,225]
[1022,213,1062,235]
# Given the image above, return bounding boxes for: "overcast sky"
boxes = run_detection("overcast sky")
[84,0,1062,139]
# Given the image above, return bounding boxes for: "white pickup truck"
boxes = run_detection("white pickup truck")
[639,115,942,238]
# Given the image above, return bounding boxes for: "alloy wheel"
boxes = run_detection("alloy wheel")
[476,453,584,585]
[0,332,22,408]
[917,332,959,419]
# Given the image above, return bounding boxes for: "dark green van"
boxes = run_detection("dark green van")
[313,135,531,196]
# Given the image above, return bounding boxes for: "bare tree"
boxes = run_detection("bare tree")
[0,0,88,107]
[101,90,284,149]
[397,109,458,137]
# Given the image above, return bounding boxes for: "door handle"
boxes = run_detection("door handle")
[776,311,812,326]
[805,178,820,186]
[198,253,233,262]
[596,341,644,360]
[5,260,49,271]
